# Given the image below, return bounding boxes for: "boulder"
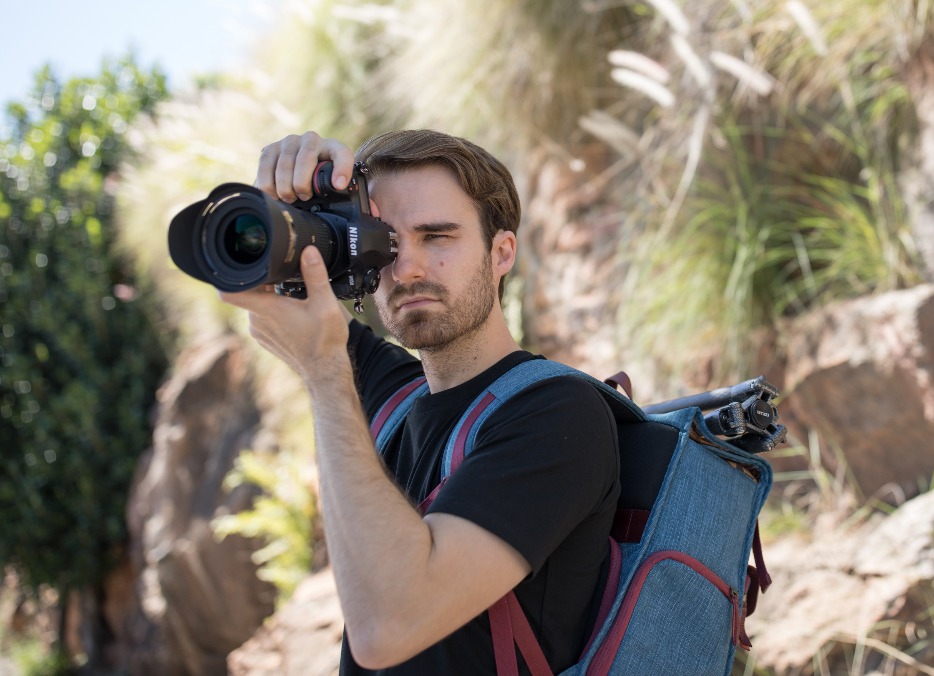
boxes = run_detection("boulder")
[746,490,934,674]
[112,335,277,675]
[780,284,934,500]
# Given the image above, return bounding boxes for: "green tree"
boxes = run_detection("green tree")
[0,57,169,664]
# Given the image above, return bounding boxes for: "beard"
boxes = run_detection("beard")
[377,254,496,352]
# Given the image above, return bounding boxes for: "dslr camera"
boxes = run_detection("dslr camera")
[168,161,397,312]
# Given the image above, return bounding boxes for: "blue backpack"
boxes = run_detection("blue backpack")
[370,359,775,676]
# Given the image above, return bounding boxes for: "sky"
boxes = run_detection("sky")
[0,0,275,108]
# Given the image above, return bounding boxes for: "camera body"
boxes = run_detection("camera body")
[168,161,397,311]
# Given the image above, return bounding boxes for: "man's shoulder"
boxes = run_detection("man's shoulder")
[491,358,611,406]
[482,361,618,436]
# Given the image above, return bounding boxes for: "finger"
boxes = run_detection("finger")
[299,245,332,291]
[293,135,355,199]
[288,131,324,201]
[273,133,307,202]
[255,142,282,196]
[318,138,356,191]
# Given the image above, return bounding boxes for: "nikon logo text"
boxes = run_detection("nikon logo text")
[349,226,358,258]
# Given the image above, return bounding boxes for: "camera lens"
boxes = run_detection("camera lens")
[169,182,372,293]
[224,215,268,264]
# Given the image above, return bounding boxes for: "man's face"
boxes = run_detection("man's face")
[369,165,498,352]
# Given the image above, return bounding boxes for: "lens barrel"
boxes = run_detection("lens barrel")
[168,183,342,292]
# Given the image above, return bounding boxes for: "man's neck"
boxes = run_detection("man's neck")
[418,310,521,392]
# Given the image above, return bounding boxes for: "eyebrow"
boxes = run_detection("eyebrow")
[412,222,461,234]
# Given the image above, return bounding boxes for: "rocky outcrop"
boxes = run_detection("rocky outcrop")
[746,490,934,675]
[111,335,277,675]
[780,284,934,501]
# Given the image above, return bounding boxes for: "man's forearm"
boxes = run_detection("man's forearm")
[304,361,440,662]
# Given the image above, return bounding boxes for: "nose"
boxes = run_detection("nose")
[388,239,426,284]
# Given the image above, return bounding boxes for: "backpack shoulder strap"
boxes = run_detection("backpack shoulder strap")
[370,376,430,451]
[440,358,644,479]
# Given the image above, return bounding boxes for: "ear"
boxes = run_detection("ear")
[491,230,517,277]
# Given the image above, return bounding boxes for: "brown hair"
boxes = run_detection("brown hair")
[356,129,520,299]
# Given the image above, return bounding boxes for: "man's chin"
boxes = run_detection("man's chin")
[390,312,449,351]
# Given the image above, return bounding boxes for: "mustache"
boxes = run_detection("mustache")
[387,281,447,306]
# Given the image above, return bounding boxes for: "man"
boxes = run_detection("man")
[220,129,620,674]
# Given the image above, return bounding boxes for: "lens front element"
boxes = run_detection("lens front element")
[224,215,268,264]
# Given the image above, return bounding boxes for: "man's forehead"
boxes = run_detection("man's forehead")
[370,166,480,220]
[369,163,459,189]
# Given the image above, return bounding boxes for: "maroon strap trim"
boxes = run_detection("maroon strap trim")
[489,593,554,676]
[418,392,496,515]
[416,477,447,515]
[489,596,519,676]
[450,391,496,472]
[744,566,759,617]
[580,538,621,658]
[752,521,771,592]
[610,508,649,543]
[369,377,427,440]
[603,371,633,399]
[506,593,553,676]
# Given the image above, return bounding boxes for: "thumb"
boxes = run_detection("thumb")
[300,245,331,289]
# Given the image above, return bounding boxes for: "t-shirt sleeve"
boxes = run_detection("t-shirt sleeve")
[425,376,620,575]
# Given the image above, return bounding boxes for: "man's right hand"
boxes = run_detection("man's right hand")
[255,131,356,202]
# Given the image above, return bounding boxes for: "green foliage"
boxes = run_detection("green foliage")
[615,0,924,382]
[0,58,170,593]
[9,638,71,676]
[212,447,316,602]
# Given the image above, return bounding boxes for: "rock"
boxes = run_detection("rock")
[228,569,343,676]
[746,490,934,674]
[113,335,277,675]
[780,284,934,500]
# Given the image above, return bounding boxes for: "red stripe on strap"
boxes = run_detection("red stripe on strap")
[369,377,427,439]
[489,596,519,676]
[507,593,554,676]
[581,539,621,658]
[753,521,771,592]
[450,391,496,472]
[489,594,554,676]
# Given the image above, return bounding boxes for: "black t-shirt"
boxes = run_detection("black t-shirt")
[341,321,620,675]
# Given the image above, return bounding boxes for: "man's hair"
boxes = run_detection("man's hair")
[356,129,520,300]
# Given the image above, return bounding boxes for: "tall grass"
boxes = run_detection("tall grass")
[611,0,924,384]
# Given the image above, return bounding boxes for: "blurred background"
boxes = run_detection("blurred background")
[2,0,934,674]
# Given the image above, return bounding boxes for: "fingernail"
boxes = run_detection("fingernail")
[335,174,348,190]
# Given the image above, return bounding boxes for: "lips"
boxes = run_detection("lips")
[395,296,439,311]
